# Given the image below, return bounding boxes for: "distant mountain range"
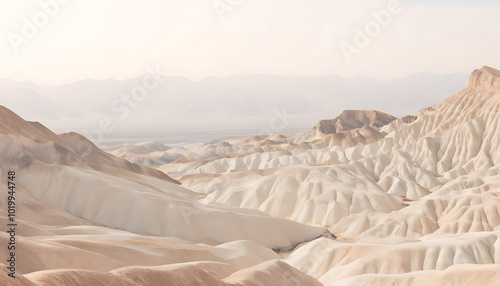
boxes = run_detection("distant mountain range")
[1,66,500,285]
[0,72,469,142]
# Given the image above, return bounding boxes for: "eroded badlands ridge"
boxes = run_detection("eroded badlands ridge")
[0,108,324,284]
[1,66,500,285]
[111,66,500,285]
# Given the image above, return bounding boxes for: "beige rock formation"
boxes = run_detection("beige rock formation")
[3,66,500,285]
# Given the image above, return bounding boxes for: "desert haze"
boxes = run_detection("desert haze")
[0,72,468,137]
[2,66,500,285]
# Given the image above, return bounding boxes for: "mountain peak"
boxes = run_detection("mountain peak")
[468,66,500,90]
[0,105,62,143]
[0,105,179,184]
[314,110,396,135]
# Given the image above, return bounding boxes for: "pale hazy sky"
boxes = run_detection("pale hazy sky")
[0,0,499,85]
